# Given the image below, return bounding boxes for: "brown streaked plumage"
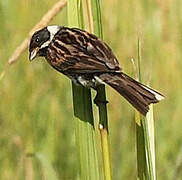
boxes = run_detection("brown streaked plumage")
[29,25,164,116]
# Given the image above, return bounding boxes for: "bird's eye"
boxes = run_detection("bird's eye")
[35,38,39,43]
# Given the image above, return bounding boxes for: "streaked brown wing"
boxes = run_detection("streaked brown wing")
[47,27,121,74]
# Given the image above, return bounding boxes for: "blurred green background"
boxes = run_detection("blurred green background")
[0,0,182,179]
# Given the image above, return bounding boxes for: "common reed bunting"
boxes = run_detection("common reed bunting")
[29,25,164,115]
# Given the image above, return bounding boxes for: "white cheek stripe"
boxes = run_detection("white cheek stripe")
[41,25,60,49]
[41,40,51,49]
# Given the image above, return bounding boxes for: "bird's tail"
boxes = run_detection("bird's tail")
[98,73,164,115]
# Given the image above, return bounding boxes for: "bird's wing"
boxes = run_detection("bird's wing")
[47,27,121,74]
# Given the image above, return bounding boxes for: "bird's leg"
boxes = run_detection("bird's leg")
[93,86,109,106]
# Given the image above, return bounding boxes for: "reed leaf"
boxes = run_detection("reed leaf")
[91,1,112,180]
[67,0,100,179]
[135,39,156,180]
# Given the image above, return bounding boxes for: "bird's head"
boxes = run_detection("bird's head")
[29,25,60,61]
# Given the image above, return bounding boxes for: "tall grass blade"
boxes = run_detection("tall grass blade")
[91,1,112,179]
[135,39,156,180]
[67,0,100,179]
[144,105,156,179]
[36,153,58,180]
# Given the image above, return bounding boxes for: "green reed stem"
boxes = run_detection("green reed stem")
[67,0,100,179]
[91,0,112,179]
[135,39,156,180]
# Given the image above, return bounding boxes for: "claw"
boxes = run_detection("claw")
[94,92,108,106]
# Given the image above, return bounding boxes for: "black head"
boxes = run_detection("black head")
[29,25,60,61]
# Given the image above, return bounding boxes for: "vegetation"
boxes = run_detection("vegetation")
[0,0,182,179]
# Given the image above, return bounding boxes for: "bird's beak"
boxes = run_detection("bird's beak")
[29,47,39,61]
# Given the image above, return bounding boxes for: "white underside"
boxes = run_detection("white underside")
[77,75,105,88]
[94,76,105,85]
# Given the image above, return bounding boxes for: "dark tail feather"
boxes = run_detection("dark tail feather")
[98,73,164,116]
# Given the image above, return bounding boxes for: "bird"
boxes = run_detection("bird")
[29,25,164,116]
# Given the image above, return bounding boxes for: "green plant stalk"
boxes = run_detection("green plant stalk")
[135,39,147,179]
[137,38,142,82]
[91,0,112,179]
[136,114,147,179]
[36,153,58,180]
[135,39,156,180]
[67,0,100,179]
[144,105,156,179]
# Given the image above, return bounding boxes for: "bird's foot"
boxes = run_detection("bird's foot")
[94,93,109,106]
